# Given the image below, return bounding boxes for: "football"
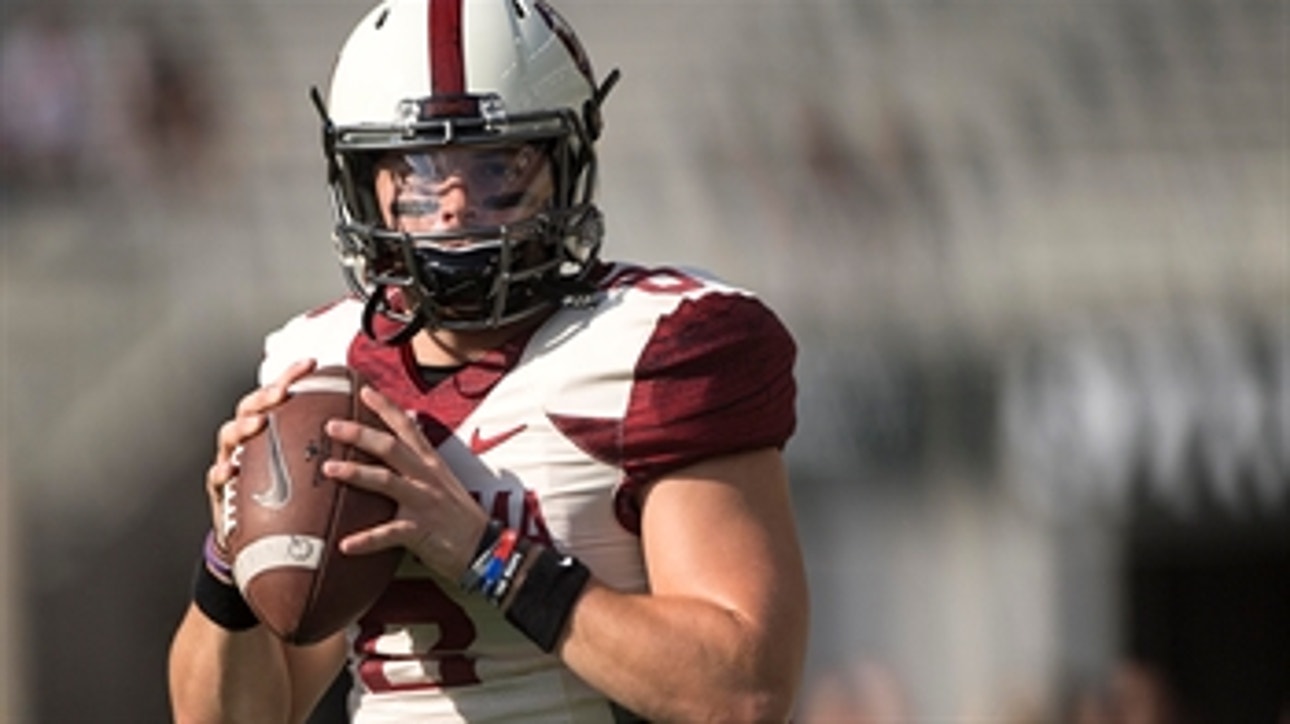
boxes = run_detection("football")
[226,365,401,644]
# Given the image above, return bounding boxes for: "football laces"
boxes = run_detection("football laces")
[221,477,239,543]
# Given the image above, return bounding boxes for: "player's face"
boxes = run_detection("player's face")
[373,145,553,237]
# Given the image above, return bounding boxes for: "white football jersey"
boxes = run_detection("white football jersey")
[258,263,797,722]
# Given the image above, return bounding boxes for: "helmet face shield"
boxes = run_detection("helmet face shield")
[374,144,554,235]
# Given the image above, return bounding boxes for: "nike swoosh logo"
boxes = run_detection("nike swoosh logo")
[253,414,292,509]
[469,424,528,455]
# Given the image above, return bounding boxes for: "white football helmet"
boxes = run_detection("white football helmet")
[314,0,619,340]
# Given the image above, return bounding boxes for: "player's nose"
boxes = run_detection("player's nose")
[428,184,477,233]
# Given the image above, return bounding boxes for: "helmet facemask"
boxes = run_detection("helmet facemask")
[314,91,609,343]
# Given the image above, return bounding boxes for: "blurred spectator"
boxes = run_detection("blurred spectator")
[0,4,89,192]
[0,5,220,199]
[799,100,888,234]
[122,18,219,191]
[870,105,945,247]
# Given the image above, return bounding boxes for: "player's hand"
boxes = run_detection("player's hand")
[322,384,490,580]
[205,359,318,547]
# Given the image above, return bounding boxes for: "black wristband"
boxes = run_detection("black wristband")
[192,560,260,631]
[504,546,590,653]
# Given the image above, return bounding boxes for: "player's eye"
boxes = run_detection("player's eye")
[483,191,525,211]
[470,157,514,184]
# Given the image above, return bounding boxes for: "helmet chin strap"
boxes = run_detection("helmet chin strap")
[361,284,427,346]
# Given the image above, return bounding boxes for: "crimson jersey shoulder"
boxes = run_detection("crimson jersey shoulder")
[621,288,798,480]
[552,265,791,509]
[257,297,364,384]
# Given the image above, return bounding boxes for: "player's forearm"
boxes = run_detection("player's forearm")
[168,604,294,724]
[557,582,805,722]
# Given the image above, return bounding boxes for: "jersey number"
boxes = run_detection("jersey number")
[354,579,479,692]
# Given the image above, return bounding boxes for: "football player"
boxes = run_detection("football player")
[168,1,808,721]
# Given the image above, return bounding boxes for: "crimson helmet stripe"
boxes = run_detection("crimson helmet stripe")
[429,0,465,95]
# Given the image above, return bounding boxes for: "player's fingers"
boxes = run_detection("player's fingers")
[234,359,316,417]
[325,419,398,465]
[204,462,225,509]
[234,386,277,418]
[204,460,238,542]
[215,414,266,462]
[337,519,415,556]
[325,417,450,483]
[206,459,237,495]
[323,458,426,506]
[359,385,438,458]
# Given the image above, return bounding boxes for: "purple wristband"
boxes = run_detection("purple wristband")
[203,530,234,583]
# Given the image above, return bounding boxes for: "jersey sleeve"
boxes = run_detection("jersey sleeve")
[257,297,364,385]
[614,292,797,531]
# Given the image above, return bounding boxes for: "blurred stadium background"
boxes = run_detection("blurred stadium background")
[1,0,1285,721]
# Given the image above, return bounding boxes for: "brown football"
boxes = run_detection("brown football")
[227,365,401,644]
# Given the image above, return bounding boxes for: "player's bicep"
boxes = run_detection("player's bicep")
[284,631,349,724]
[638,448,807,644]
